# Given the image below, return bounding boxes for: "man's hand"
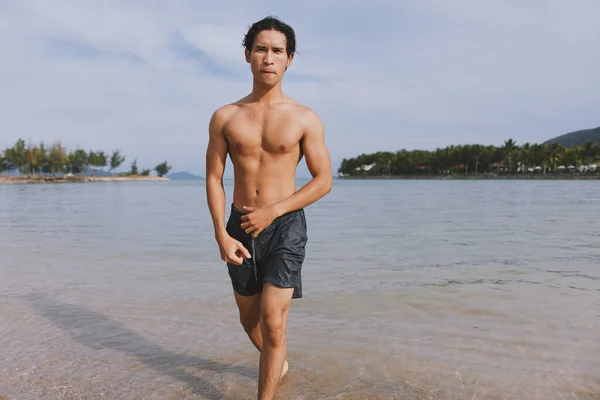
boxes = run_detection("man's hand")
[240,205,278,237]
[217,235,251,266]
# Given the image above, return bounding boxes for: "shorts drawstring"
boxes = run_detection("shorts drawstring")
[250,236,257,280]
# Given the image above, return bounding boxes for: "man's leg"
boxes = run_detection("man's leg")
[257,282,294,400]
[234,290,263,350]
[233,290,289,377]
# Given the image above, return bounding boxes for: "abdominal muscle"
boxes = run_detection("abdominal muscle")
[231,155,299,211]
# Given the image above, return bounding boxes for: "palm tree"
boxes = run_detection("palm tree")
[560,147,577,168]
[518,143,531,173]
[109,150,126,174]
[546,143,565,172]
[530,144,545,172]
[49,143,67,175]
[502,139,518,173]
[25,142,47,175]
[155,161,172,177]
[6,139,27,174]
[581,141,596,166]
[576,147,586,168]
[470,144,485,175]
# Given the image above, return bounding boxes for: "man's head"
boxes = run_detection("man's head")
[243,16,296,86]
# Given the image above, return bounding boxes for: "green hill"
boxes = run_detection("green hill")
[543,126,600,148]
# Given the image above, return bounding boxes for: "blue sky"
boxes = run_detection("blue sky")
[2,1,599,177]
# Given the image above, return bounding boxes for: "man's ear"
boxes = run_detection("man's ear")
[245,49,251,63]
[285,53,294,71]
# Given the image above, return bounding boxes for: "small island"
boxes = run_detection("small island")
[1,138,173,184]
[338,129,600,180]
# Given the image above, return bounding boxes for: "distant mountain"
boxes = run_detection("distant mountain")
[543,126,600,148]
[167,171,203,180]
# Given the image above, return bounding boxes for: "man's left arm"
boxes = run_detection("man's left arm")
[271,109,333,216]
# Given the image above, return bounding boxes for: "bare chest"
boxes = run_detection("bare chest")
[224,114,303,156]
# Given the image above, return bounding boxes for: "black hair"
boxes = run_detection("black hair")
[243,16,296,57]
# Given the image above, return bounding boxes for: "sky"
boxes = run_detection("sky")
[2,0,599,177]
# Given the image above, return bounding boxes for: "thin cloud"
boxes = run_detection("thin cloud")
[43,36,147,65]
[169,32,238,78]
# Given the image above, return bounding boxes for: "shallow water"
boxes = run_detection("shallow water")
[1,179,599,399]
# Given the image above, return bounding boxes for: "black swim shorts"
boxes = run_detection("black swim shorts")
[225,204,308,299]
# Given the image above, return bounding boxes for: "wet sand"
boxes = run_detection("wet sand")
[2,285,599,400]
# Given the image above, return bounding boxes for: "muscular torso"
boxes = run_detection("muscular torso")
[223,102,305,210]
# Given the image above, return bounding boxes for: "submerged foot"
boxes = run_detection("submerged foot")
[281,360,289,379]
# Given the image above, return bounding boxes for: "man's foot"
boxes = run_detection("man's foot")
[281,360,289,379]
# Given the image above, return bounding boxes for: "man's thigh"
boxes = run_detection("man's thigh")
[234,290,262,326]
[260,283,294,326]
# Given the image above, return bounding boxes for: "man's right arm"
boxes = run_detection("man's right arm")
[205,108,250,264]
[205,108,230,241]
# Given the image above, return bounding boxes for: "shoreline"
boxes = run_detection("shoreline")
[0,175,170,185]
[338,173,600,180]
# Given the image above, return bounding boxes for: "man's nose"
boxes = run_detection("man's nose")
[263,50,273,64]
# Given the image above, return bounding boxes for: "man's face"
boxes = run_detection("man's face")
[246,30,293,86]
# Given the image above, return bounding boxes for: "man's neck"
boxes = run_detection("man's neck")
[248,82,285,104]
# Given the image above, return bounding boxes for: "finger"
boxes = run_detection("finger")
[241,215,248,222]
[228,256,239,265]
[236,242,251,258]
[230,257,243,266]
[226,252,242,265]
[244,227,256,234]
[243,206,255,212]
[240,221,253,229]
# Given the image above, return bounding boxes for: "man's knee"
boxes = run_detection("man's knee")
[240,312,260,332]
[261,312,286,347]
[234,291,261,332]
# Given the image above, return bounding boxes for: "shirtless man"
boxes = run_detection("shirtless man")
[205,16,332,400]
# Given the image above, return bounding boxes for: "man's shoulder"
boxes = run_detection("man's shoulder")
[211,103,242,122]
[292,103,323,131]
[209,101,249,134]
[280,99,321,123]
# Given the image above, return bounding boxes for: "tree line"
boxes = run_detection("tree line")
[1,138,172,177]
[338,139,600,176]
